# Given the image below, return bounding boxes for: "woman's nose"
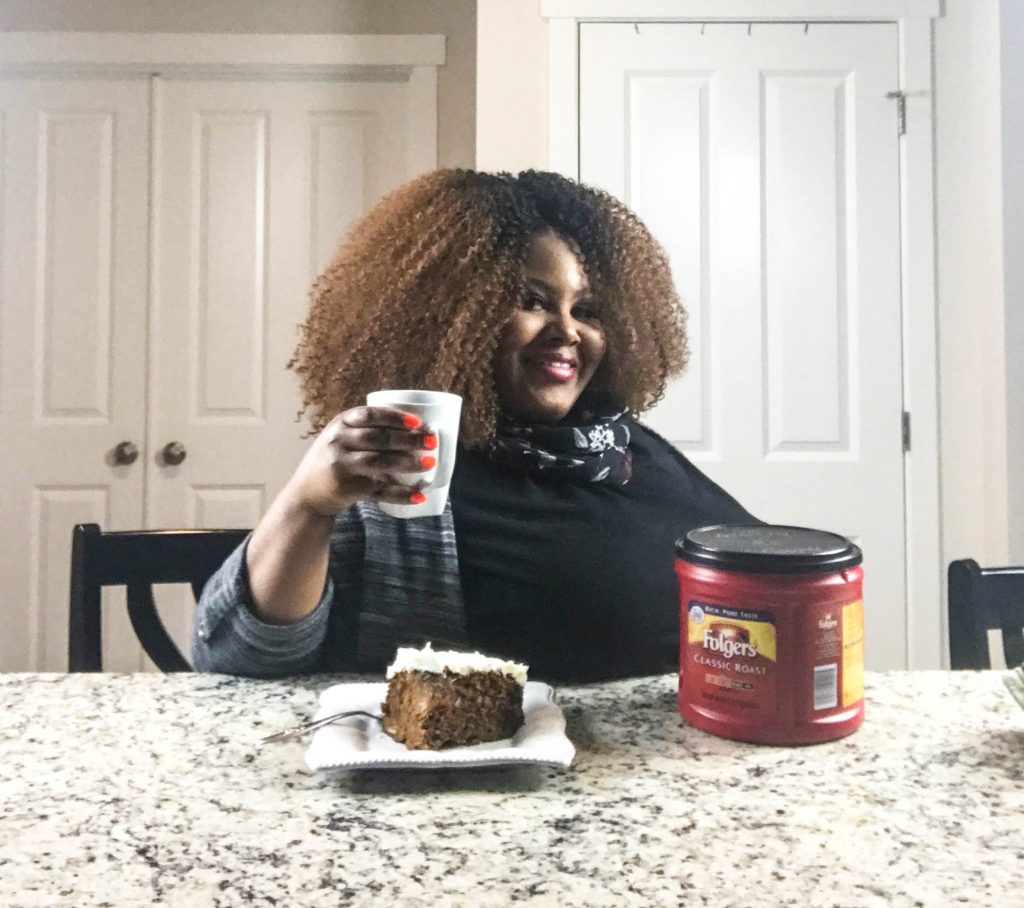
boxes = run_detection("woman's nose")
[545,306,581,343]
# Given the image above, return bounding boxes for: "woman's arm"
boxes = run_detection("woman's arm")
[246,405,437,623]
[244,483,337,626]
[192,405,436,674]
[191,534,334,676]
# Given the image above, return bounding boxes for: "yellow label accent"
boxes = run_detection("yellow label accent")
[688,613,777,662]
[842,600,864,706]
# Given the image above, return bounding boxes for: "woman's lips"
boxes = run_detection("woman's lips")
[527,356,577,384]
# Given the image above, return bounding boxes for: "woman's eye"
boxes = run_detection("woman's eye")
[522,294,546,311]
[574,303,601,320]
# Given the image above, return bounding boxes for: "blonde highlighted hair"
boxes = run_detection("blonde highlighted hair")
[290,168,688,444]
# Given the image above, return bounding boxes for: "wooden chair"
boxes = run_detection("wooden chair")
[68,523,249,672]
[948,558,1024,669]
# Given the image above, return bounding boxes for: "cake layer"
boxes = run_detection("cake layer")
[382,669,525,750]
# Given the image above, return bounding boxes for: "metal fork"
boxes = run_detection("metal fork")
[1004,665,1024,714]
[261,709,382,743]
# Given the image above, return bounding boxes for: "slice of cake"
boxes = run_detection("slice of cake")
[381,644,528,750]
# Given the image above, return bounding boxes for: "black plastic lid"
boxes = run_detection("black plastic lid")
[676,524,862,574]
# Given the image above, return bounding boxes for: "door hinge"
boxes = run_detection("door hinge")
[902,411,911,453]
[886,90,906,136]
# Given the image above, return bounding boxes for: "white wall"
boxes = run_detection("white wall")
[477,1,1015,576]
[934,0,1009,567]
[1001,0,1024,563]
[476,0,547,171]
[0,0,476,169]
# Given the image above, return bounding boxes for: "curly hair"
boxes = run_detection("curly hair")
[290,168,688,445]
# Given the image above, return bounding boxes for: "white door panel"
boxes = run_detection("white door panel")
[581,23,906,669]
[0,79,150,671]
[145,77,419,667]
[147,78,414,534]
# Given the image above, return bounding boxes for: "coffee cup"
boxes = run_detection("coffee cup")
[365,389,463,518]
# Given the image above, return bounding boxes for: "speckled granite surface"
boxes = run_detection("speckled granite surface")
[0,671,1021,907]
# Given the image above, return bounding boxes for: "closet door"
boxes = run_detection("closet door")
[147,77,418,653]
[0,78,150,671]
[580,23,906,669]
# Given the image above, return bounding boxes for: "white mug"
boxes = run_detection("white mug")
[365,389,463,518]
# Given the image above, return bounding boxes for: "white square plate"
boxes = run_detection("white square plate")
[304,681,575,771]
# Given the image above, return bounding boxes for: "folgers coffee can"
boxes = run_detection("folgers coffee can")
[675,525,864,745]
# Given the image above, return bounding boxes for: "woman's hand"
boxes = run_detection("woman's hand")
[284,406,438,517]
[246,406,436,623]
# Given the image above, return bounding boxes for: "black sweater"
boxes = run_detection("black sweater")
[449,418,757,682]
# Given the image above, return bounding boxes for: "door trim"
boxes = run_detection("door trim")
[544,3,944,668]
[0,32,444,71]
[0,32,442,180]
[542,0,939,18]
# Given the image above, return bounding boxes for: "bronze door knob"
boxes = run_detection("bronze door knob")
[113,441,139,465]
[161,442,187,466]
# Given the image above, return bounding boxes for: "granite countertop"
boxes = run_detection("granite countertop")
[1,671,1021,907]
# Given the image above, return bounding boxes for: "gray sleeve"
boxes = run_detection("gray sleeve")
[191,534,333,677]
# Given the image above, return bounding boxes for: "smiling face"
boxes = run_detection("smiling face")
[493,230,607,424]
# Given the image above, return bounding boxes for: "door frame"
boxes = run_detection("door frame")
[0,31,443,179]
[542,0,944,668]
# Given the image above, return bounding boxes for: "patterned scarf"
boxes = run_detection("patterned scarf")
[488,402,634,485]
[352,403,633,667]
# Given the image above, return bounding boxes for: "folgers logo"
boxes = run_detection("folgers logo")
[702,622,758,659]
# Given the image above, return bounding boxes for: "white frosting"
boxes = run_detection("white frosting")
[386,643,528,685]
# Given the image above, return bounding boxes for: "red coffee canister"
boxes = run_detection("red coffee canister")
[676,525,864,745]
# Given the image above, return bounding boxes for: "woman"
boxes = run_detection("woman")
[193,169,756,682]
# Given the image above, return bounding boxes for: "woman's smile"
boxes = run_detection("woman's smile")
[493,230,607,423]
[526,350,578,383]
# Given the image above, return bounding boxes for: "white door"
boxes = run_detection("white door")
[147,77,421,657]
[0,73,431,671]
[580,23,906,669]
[0,78,151,671]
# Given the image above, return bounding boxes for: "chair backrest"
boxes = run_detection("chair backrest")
[69,523,249,672]
[948,558,1024,669]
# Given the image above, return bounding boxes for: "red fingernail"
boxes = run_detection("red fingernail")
[409,491,427,504]
[403,413,422,429]
[422,434,437,450]
[421,455,437,469]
